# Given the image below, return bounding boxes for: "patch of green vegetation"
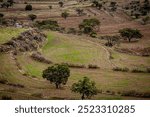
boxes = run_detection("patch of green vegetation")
[43,32,55,50]
[25,64,42,78]
[0,27,26,44]
[43,32,106,64]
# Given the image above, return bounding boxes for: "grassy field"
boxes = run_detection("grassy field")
[0,27,25,44]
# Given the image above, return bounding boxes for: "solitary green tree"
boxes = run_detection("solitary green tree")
[42,64,70,89]
[119,28,142,42]
[79,18,100,34]
[59,1,64,7]
[25,4,32,11]
[61,11,69,19]
[71,77,98,100]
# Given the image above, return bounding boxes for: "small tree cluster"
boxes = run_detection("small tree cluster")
[79,18,100,36]
[0,0,14,8]
[92,0,102,10]
[61,11,69,19]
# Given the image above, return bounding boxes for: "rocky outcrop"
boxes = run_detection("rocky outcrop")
[0,29,47,53]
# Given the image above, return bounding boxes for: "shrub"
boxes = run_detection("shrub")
[0,18,7,25]
[62,63,86,68]
[131,68,145,73]
[0,79,8,84]
[121,90,150,98]
[34,20,59,31]
[121,90,137,96]
[88,64,100,69]
[113,67,129,72]
[28,14,37,21]
[61,11,69,19]
[25,4,32,11]
[1,95,12,100]
[90,31,97,38]
[0,13,4,18]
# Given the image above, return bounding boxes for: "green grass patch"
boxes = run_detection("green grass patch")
[0,27,26,44]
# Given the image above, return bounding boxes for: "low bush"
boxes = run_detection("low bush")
[62,63,86,68]
[0,13,4,18]
[25,4,32,11]
[113,67,129,72]
[0,79,8,84]
[1,95,12,100]
[88,64,100,69]
[121,90,150,98]
[131,68,145,73]
[34,20,60,31]
[121,90,136,96]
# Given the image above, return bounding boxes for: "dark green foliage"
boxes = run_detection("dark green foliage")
[61,11,69,19]
[49,5,52,9]
[0,17,7,25]
[25,4,32,11]
[34,20,59,31]
[79,18,100,34]
[88,64,100,69]
[58,1,64,7]
[0,13,4,18]
[0,78,8,84]
[76,8,84,16]
[71,77,98,99]
[141,0,150,15]
[28,14,37,21]
[131,68,146,73]
[121,90,150,98]
[119,28,142,42]
[62,63,86,68]
[113,67,129,72]
[1,2,10,8]
[90,31,97,38]
[42,64,70,89]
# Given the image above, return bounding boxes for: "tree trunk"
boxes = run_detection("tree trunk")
[128,38,131,42]
[81,93,85,100]
[56,83,59,89]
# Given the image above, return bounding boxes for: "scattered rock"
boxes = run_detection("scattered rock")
[0,29,47,53]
